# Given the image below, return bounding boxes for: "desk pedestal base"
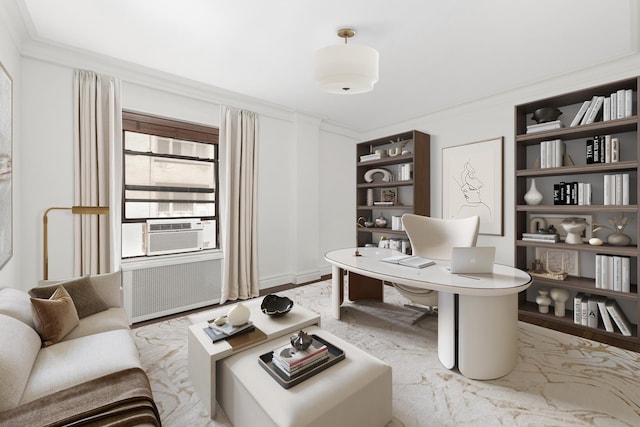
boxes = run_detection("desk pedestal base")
[458,293,518,380]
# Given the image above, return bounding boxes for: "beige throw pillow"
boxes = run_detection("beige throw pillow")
[30,286,80,346]
[29,276,108,319]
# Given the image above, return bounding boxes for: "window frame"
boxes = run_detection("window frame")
[121,110,219,237]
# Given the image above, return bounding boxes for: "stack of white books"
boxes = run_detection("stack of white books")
[539,139,565,168]
[360,152,387,162]
[521,233,559,243]
[526,120,563,134]
[603,173,630,205]
[271,341,329,378]
[595,254,631,292]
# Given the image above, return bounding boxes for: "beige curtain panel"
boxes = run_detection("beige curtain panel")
[220,106,259,303]
[73,70,122,277]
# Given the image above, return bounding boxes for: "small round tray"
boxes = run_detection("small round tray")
[261,294,294,317]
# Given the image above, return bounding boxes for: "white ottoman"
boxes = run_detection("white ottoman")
[217,326,392,427]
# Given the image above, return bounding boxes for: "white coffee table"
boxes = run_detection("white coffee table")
[188,297,321,418]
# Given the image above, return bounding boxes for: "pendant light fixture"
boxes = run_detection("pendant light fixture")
[314,28,379,94]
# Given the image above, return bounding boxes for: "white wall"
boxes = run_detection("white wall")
[0,6,22,288]
[14,44,356,290]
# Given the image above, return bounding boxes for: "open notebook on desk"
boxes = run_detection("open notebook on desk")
[381,254,435,269]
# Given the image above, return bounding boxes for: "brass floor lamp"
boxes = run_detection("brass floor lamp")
[42,206,109,280]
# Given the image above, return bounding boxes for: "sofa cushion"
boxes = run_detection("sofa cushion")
[30,286,80,346]
[0,288,35,328]
[19,329,142,405]
[62,307,130,342]
[0,314,42,411]
[29,276,108,319]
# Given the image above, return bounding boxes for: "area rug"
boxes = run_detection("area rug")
[132,280,640,427]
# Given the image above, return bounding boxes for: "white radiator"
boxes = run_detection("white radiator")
[122,252,222,323]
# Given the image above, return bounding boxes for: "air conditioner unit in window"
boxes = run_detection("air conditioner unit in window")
[145,218,203,256]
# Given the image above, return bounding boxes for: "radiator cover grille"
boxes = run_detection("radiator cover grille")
[124,258,221,322]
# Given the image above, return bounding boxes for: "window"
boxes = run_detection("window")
[121,111,219,257]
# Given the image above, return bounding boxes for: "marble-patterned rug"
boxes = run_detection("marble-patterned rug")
[132,280,640,427]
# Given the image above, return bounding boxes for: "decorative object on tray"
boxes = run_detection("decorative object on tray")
[261,294,294,317]
[535,289,551,313]
[290,330,313,350]
[532,107,563,124]
[593,213,633,246]
[258,334,345,389]
[227,302,251,326]
[524,178,543,205]
[550,288,570,317]
[560,217,587,244]
[364,168,392,183]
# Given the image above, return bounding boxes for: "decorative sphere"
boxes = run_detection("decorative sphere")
[227,303,250,326]
[589,237,603,246]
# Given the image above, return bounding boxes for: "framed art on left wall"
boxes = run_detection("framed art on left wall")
[0,62,12,270]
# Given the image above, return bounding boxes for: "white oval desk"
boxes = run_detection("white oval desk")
[324,247,532,380]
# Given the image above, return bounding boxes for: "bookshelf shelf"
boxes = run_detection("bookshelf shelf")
[514,77,640,352]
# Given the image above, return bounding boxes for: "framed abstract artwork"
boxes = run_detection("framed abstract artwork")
[0,62,12,270]
[442,137,503,235]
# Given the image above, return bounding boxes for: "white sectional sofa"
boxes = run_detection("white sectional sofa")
[0,272,160,426]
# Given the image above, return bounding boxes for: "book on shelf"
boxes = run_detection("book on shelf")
[373,201,394,206]
[539,139,565,169]
[573,293,584,325]
[580,96,600,125]
[605,300,632,336]
[595,297,615,332]
[617,89,626,119]
[381,254,435,268]
[570,100,592,126]
[611,137,620,162]
[526,120,563,134]
[625,89,633,117]
[584,96,605,124]
[587,297,599,328]
[603,97,611,121]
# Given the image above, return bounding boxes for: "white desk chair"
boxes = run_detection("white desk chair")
[394,214,480,324]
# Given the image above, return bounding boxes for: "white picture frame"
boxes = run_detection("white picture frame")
[527,213,593,242]
[442,137,503,235]
[535,247,580,277]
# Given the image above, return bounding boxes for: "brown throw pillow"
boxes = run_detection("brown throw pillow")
[29,276,108,319]
[31,286,80,346]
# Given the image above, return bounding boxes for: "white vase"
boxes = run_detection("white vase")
[366,188,374,206]
[535,289,551,314]
[524,179,543,205]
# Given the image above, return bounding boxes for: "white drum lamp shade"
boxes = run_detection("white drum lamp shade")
[314,29,379,94]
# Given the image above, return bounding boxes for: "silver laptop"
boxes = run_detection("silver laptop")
[450,247,496,274]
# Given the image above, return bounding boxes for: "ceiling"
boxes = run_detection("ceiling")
[15,0,640,132]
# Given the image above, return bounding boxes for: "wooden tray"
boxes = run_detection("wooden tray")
[258,335,345,389]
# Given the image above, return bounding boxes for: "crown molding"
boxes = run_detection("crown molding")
[19,38,363,138]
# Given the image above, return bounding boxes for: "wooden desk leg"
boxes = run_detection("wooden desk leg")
[348,272,383,301]
[332,265,343,319]
[457,293,519,380]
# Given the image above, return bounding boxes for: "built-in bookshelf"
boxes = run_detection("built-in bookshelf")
[514,77,639,352]
[355,130,430,249]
